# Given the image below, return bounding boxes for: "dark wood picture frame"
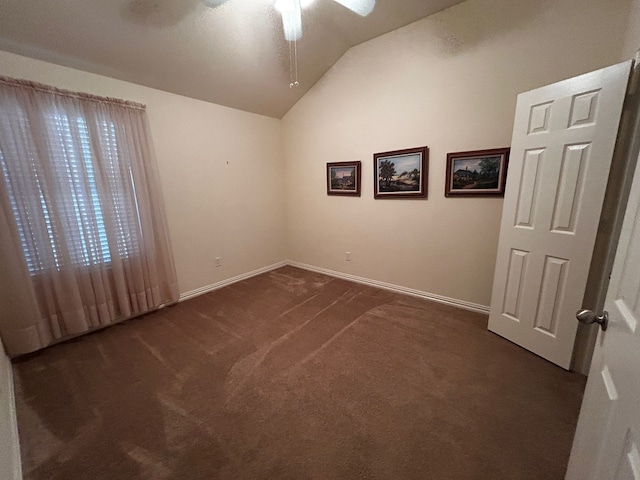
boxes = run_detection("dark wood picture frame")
[373,146,428,199]
[445,148,510,197]
[327,161,362,196]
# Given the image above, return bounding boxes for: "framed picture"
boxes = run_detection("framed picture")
[373,146,428,199]
[445,148,510,197]
[327,161,361,196]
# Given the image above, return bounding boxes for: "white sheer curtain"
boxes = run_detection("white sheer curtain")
[0,77,179,357]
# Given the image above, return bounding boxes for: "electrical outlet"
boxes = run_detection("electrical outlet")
[345,252,351,261]
[215,257,222,267]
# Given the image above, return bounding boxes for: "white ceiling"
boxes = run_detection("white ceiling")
[0,0,466,118]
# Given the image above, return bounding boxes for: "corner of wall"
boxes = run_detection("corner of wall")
[279,0,631,308]
[0,341,22,480]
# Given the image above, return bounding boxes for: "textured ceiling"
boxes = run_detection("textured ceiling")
[0,0,466,118]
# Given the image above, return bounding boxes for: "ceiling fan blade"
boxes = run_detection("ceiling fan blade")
[332,0,375,16]
[203,0,232,8]
[281,10,302,41]
[275,0,303,41]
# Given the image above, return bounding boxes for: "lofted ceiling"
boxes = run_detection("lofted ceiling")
[0,0,466,118]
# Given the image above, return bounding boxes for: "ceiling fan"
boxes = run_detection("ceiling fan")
[203,0,376,41]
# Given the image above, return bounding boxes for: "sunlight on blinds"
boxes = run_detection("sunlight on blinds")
[0,106,141,273]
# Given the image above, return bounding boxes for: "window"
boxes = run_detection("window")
[0,104,141,274]
[0,77,179,356]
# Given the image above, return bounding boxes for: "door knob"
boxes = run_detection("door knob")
[576,309,608,331]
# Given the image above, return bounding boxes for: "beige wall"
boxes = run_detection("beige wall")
[622,0,640,59]
[282,0,633,307]
[0,50,286,295]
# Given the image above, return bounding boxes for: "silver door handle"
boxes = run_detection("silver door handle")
[576,309,608,331]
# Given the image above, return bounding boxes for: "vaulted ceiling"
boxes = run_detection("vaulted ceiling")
[0,0,466,118]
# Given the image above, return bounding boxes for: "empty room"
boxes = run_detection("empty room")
[1,0,640,478]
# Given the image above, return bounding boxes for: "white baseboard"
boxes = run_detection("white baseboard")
[0,345,22,480]
[287,260,490,314]
[178,259,489,315]
[178,261,287,302]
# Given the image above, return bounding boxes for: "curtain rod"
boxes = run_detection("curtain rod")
[0,76,146,111]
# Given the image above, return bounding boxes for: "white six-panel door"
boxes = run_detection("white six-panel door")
[488,61,632,369]
[566,132,640,479]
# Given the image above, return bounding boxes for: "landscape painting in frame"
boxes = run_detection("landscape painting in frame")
[327,161,361,196]
[373,146,428,199]
[445,148,510,197]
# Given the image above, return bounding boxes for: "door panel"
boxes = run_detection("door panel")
[489,61,632,368]
[566,118,640,479]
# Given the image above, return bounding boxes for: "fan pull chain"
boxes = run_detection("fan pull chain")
[289,37,299,88]
[288,0,300,88]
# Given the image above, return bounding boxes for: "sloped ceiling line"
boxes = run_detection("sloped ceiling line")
[0,0,466,118]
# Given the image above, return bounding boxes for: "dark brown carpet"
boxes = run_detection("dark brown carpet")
[13,266,586,480]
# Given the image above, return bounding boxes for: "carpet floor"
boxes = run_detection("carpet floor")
[13,266,586,479]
